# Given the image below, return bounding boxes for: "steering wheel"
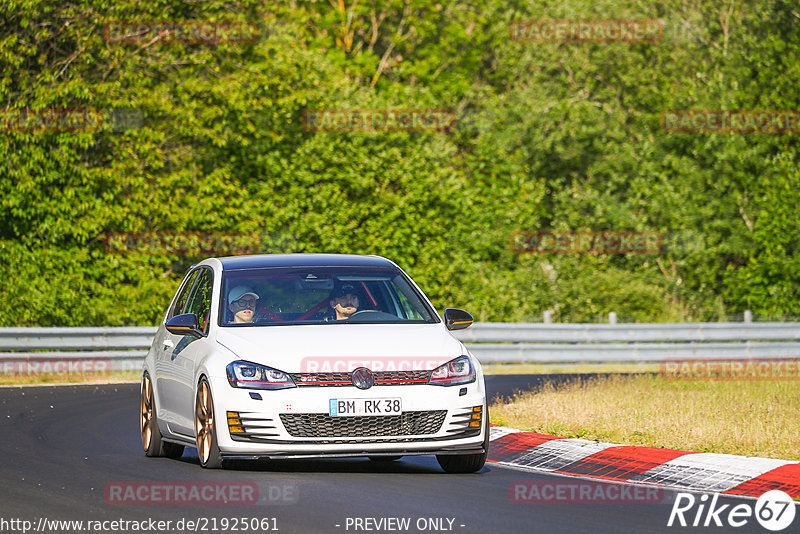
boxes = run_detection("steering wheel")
[349,310,398,320]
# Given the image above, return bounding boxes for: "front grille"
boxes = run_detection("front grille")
[375,370,430,384]
[279,410,447,438]
[289,370,430,387]
[290,372,351,386]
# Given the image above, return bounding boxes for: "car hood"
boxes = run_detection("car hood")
[215,323,464,373]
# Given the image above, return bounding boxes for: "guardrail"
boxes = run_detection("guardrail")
[0,327,155,373]
[452,322,800,362]
[0,323,798,370]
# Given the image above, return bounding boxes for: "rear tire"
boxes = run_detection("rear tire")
[195,378,223,469]
[436,407,489,474]
[140,372,185,459]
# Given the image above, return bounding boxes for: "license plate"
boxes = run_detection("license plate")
[329,398,401,417]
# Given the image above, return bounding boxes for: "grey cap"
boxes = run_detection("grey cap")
[229,285,259,302]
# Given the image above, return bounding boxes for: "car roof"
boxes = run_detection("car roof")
[216,253,398,271]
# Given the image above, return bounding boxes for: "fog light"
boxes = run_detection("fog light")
[227,411,242,425]
[469,421,481,427]
[471,413,481,420]
[227,411,245,434]
[473,406,482,412]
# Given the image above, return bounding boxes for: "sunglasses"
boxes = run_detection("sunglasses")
[232,298,257,309]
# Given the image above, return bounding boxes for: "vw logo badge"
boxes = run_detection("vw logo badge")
[351,367,374,390]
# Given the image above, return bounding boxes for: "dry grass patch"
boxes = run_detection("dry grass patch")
[491,374,800,460]
[0,371,140,386]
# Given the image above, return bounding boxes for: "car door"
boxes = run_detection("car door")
[166,267,215,436]
[155,268,200,433]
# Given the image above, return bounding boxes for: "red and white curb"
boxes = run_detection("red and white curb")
[488,425,800,499]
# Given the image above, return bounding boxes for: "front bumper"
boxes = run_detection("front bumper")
[208,373,487,457]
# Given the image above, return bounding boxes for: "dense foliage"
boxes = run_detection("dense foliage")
[1,0,798,326]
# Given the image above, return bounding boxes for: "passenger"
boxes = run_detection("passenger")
[228,286,259,324]
[329,283,360,321]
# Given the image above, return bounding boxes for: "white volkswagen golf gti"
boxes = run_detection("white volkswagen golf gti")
[140,254,488,472]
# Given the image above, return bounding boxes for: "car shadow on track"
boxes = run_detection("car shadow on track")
[171,451,491,474]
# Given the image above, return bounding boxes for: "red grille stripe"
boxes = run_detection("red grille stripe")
[296,379,429,385]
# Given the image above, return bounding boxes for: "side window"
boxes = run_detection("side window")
[185,268,214,334]
[169,269,199,320]
[394,284,423,320]
[392,277,425,320]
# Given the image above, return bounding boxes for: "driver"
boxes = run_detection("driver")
[228,285,259,324]
[329,283,359,321]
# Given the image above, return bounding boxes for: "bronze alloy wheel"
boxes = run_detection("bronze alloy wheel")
[140,373,154,451]
[195,378,222,468]
[140,372,185,458]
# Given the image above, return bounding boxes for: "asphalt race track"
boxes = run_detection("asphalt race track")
[0,383,769,534]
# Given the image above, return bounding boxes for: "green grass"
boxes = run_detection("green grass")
[491,373,800,460]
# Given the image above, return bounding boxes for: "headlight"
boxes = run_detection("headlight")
[226,361,296,390]
[428,355,475,386]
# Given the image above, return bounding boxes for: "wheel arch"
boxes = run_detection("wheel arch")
[140,366,170,437]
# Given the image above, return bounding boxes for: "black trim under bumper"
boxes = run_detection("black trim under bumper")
[220,443,486,460]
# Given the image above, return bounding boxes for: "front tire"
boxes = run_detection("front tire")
[140,372,184,458]
[195,377,222,469]
[436,407,489,474]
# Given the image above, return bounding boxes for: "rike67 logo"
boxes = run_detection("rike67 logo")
[668,490,796,531]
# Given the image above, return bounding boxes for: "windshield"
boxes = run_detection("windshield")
[218,266,438,327]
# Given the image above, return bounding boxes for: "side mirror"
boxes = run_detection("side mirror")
[444,308,473,331]
[166,313,204,338]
